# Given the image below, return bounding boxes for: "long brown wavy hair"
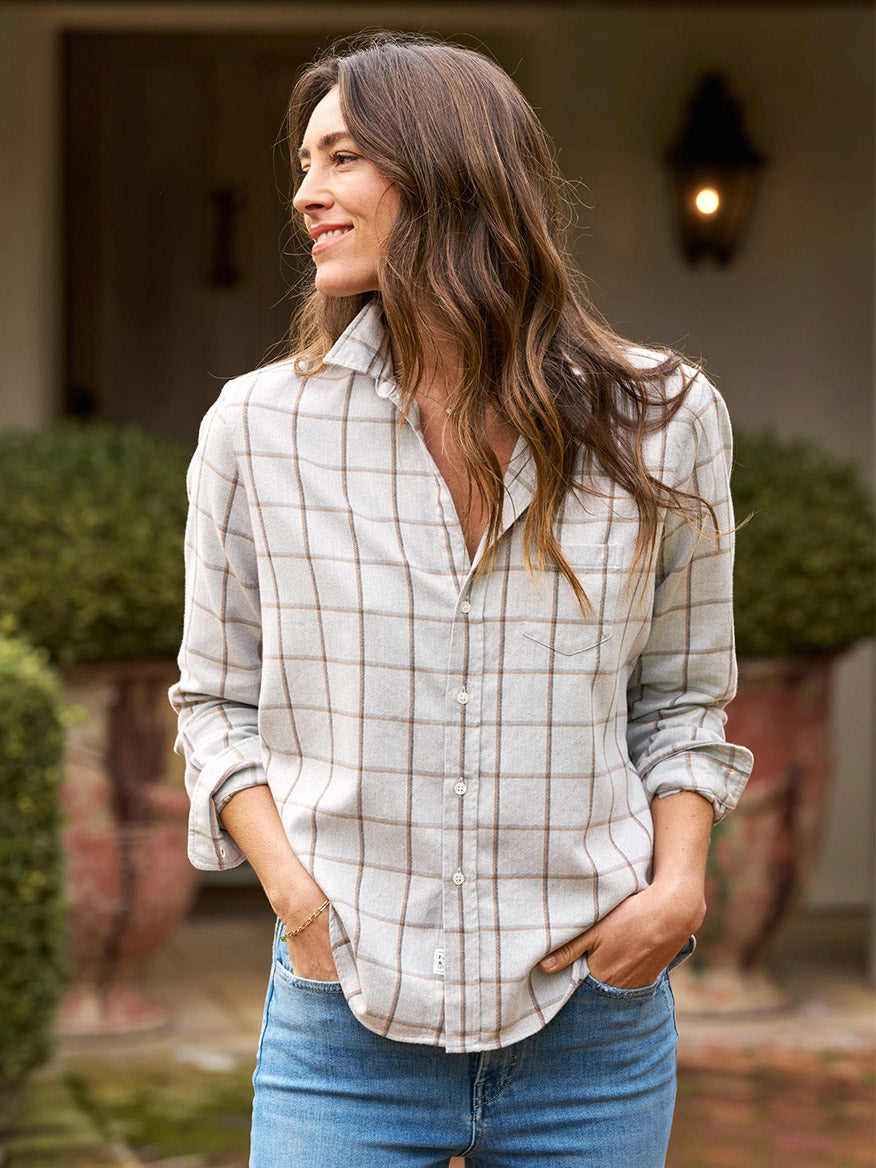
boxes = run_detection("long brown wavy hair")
[286,32,710,607]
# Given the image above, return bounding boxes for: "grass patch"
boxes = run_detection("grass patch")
[3,1057,253,1166]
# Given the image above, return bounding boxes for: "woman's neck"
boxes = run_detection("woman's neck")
[389,317,462,411]
[388,323,518,560]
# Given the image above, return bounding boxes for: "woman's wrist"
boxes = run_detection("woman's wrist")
[646,872,707,934]
[267,875,328,927]
[279,897,330,941]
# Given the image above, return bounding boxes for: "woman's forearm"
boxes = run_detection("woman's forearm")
[649,789,713,925]
[219,786,327,925]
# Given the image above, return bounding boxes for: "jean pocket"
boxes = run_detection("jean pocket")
[274,957,344,993]
[583,968,665,1001]
[667,936,696,972]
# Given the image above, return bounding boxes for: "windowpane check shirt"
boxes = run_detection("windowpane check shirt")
[170,301,753,1053]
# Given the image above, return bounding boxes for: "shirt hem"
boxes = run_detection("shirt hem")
[340,973,583,1054]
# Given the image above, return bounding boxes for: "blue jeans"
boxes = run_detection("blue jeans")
[251,922,682,1167]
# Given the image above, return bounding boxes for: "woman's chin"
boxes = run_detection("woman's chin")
[314,270,379,298]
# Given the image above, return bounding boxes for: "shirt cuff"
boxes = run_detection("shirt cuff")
[186,742,268,870]
[640,743,753,823]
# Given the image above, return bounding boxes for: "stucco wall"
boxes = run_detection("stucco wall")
[0,0,872,909]
[530,4,876,911]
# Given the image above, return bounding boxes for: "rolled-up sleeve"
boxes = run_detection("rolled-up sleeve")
[168,391,267,870]
[626,377,753,822]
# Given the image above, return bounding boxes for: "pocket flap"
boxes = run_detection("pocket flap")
[521,626,612,656]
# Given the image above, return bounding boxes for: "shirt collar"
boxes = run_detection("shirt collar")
[499,438,537,536]
[323,300,396,397]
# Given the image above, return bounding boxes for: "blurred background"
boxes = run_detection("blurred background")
[0,1,873,1165]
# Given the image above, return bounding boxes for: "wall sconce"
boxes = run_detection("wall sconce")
[665,73,765,265]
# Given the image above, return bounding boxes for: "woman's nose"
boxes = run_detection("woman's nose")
[292,169,332,214]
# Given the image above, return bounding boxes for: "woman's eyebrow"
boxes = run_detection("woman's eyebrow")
[297,130,353,162]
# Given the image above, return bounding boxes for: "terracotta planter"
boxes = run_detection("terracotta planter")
[672,655,834,1014]
[57,661,198,1036]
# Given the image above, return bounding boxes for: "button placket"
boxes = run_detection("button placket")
[455,593,472,800]
[443,570,485,1044]
[452,672,470,884]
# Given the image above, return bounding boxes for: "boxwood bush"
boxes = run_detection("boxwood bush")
[0,632,67,1111]
[0,423,191,665]
[732,430,875,659]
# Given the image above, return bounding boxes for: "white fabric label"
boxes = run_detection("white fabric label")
[433,948,446,976]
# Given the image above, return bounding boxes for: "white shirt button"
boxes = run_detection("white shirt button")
[456,689,470,705]
[460,600,472,614]
[452,870,465,885]
[455,780,467,795]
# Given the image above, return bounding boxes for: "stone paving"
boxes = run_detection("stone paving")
[2,895,873,1167]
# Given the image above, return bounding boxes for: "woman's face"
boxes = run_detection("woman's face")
[293,87,399,298]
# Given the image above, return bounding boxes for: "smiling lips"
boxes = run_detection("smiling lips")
[310,224,354,254]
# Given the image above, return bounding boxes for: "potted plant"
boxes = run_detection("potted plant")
[0,631,67,1131]
[0,423,198,1034]
[673,429,875,1013]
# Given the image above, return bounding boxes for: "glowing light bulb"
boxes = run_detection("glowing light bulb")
[695,187,720,216]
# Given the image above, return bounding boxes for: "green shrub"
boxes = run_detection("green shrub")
[0,632,67,1100]
[0,423,191,664]
[732,431,876,658]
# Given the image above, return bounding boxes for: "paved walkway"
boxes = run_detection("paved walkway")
[3,892,874,1167]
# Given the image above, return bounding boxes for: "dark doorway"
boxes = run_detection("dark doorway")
[64,32,326,444]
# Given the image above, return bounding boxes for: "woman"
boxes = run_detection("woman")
[170,31,752,1167]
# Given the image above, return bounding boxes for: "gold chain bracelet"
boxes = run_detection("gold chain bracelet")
[280,898,331,942]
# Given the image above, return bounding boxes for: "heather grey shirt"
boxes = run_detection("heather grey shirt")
[170,301,752,1053]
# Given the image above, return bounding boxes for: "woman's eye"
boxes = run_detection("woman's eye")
[295,153,357,185]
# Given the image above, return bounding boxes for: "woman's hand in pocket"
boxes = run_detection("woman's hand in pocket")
[284,907,338,982]
[540,791,713,987]
[538,880,705,989]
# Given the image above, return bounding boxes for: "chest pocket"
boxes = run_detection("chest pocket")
[520,544,620,658]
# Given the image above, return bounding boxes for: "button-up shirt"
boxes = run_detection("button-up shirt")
[170,301,752,1053]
